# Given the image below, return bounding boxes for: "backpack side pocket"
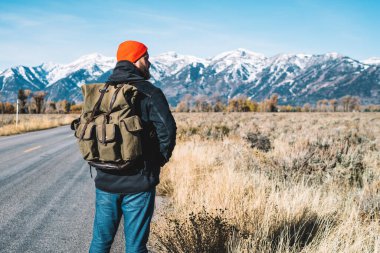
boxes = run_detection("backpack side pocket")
[75,123,98,160]
[120,115,143,161]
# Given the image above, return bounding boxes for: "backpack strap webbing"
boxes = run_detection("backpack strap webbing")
[79,82,110,141]
[99,84,124,145]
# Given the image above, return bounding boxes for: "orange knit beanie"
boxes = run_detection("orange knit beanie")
[116,40,148,62]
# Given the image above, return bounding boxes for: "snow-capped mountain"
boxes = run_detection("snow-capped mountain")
[46,53,115,85]
[0,53,116,102]
[0,50,379,105]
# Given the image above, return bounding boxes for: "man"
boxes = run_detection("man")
[89,40,176,253]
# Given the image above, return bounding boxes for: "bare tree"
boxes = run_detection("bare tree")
[329,99,338,112]
[194,95,210,112]
[320,99,328,112]
[55,100,67,114]
[268,94,279,112]
[65,101,72,113]
[0,91,6,115]
[18,89,28,113]
[45,101,57,113]
[176,100,189,112]
[340,96,351,112]
[349,96,360,112]
[32,91,46,114]
[303,103,312,112]
[176,94,192,112]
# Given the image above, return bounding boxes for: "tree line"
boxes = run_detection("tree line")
[0,89,82,114]
[175,94,379,112]
[1,89,378,114]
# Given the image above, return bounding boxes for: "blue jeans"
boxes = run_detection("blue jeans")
[89,187,156,253]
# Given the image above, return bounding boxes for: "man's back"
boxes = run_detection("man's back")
[89,40,176,253]
[94,65,177,194]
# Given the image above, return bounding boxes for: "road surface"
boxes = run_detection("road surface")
[0,126,156,252]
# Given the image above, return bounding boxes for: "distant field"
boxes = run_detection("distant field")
[152,112,380,253]
[0,114,79,136]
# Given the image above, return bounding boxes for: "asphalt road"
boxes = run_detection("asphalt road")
[0,126,154,253]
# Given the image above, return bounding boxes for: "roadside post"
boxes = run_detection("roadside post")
[16,96,19,127]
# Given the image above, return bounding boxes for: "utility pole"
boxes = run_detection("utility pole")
[16,95,19,127]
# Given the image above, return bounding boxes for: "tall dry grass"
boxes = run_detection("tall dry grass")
[0,114,79,136]
[152,112,380,253]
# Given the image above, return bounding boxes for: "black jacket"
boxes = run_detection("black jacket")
[94,60,177,194]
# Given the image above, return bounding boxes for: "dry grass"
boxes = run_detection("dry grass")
[152,112,380,253]
[0,114,79,136]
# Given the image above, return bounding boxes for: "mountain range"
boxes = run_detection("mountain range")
[0,49,379,106]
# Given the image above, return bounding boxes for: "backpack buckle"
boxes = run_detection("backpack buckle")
[99,88,109,93]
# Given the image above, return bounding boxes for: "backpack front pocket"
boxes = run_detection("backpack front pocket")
[96,124,122,162]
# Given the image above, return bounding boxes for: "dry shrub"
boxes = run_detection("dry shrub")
[244,132,271,152]
[177,124,231,141]
[153,208,238,253]
[202,125,231,140]
[357,180,380,221]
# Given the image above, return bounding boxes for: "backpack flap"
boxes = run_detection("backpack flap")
[81,83,108,114]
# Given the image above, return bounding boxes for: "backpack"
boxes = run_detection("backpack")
[71,82,143,171]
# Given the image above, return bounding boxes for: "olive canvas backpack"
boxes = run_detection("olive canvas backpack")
[71,82,143,171]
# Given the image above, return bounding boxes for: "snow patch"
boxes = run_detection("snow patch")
[2,69,14,80]
[16,66,28,80]
[362,57,380,65]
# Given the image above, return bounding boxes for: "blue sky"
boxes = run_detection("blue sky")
[0,0,379,70]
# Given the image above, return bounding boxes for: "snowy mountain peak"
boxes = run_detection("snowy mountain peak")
[151,51,209,76]
[237,48,266,58]
[324,52,342,59]
[362,57,380,65]
[75,52,114,62]
[152,51,207,65]
[273,53,312,59]
[40,62,61,72]
[1,68,14,79]
[155,51,178,58]
[70,53,115,70]
[45,53,116,84]
[268,53,313,69]
[212,48,266,62]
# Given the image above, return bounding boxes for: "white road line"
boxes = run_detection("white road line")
[24,145,42,153]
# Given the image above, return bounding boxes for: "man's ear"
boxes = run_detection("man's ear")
[133,57,142,68]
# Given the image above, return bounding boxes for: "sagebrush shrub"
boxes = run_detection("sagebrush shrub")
[153,208,238,253]
[244,132,271,152]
